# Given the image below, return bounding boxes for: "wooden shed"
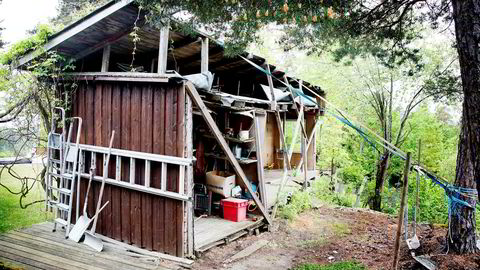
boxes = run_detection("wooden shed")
[16,0,325,259]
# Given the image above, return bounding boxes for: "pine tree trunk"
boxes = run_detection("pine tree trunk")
[372,151,390,211]
[448,0,480,254]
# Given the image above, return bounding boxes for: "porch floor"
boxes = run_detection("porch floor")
[194,216,264,253]
[0,222,176,270]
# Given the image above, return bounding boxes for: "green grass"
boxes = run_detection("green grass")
[295,261,366,270]
[0,164,51,233]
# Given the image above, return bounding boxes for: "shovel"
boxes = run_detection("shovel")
[68,166,96,242]
[83,131,115,252]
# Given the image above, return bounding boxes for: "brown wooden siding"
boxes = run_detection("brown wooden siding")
[70,80,185,257]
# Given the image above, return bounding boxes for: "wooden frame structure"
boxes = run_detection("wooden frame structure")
[15,0,325,260]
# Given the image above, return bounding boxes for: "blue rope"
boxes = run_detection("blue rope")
[238,54,479,214]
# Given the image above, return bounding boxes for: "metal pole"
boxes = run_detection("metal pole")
[393,152,411,270]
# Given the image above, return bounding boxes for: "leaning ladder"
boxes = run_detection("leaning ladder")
[46,108,83,238]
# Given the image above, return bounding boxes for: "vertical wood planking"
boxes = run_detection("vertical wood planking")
[102,84,112,237]
[120,84,131,244]
[164,85,176,255]
[72,81,186,254]
[141,84,153,250]
[86,83,96,217]
[130,85,142,246]
[111,83,122,240]
[152,86,165,252]
[93,83,104,233]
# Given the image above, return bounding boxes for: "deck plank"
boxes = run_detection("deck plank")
[194,217,263,250]
[9,229,158,269]
[0,222,175,270]
[0,249,63,270]
[6,230,155,270]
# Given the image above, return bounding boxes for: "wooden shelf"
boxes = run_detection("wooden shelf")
[203,134,255,143]
[204,153,257,164]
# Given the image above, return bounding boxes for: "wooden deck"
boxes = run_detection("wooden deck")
[194,216,264,253]
[0,222,183,270]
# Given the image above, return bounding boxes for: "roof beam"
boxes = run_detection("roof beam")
[73,18,145,60]
[15,0,134,68]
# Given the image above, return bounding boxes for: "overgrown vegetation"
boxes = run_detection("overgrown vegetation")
[0,165,51,233]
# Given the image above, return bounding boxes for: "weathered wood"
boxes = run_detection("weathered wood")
[164,84,177,255]
[275,111,291,170]
[157,21,170,74]
[141,84,153,250]
[265,63,276,110]
[194,216,264,250]
[15,0,134,67]
[392,152,411,270]
[287,103,304,162]
[185,81,272,224]
[120,84,131,244]
[0,249,64,270]
[296,119,320,173]
[5,231,155,269]
[101,45,111,72]
[95,234,194,266]
[254,111,267,207]
[0,239,103,270]
[201,38,209,72]
[185,93,194,257]
[225,239,269,263]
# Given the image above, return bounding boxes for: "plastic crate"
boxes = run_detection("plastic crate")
[220,198,248,222]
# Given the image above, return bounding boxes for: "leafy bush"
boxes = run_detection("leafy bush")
[294,261,366,270]
[0,24,54,65]
[278,190,312,220]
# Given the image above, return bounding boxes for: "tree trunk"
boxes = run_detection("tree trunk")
[372,151,390,211]
[448,0,480,254]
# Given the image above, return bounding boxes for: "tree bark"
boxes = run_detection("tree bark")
[372,151,390,211]
[448,0,480,254]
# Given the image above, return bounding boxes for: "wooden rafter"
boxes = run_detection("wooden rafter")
[15,0,134,68]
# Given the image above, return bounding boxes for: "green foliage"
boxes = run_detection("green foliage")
[294,261,366,270]
[278,190,312,220]
[0,165,52,232]
[0,24,54,65]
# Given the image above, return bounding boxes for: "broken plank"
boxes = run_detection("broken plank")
[225,239,269,263]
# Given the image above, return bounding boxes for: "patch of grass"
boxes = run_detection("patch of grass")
[278,190,312,220]
[0,164,51,233]
[331,222,350,236]
[294,261,367,270]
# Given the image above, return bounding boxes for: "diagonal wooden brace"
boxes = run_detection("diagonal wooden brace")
[185,81,272,224]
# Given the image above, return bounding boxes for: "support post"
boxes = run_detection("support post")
[303,115,308,191]
[266,63,277,110]
[201,37,209,73]
[101,44,110,72]
[184,85,194,257]
[185,82,272,224]
[254,111,267,207]
[157,21,169,74]
[287,103,304,162]
[393,152,412,270]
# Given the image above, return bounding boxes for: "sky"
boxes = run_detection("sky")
[0,0,58,45]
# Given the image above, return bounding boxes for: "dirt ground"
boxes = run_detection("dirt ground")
[192,206,480,270]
